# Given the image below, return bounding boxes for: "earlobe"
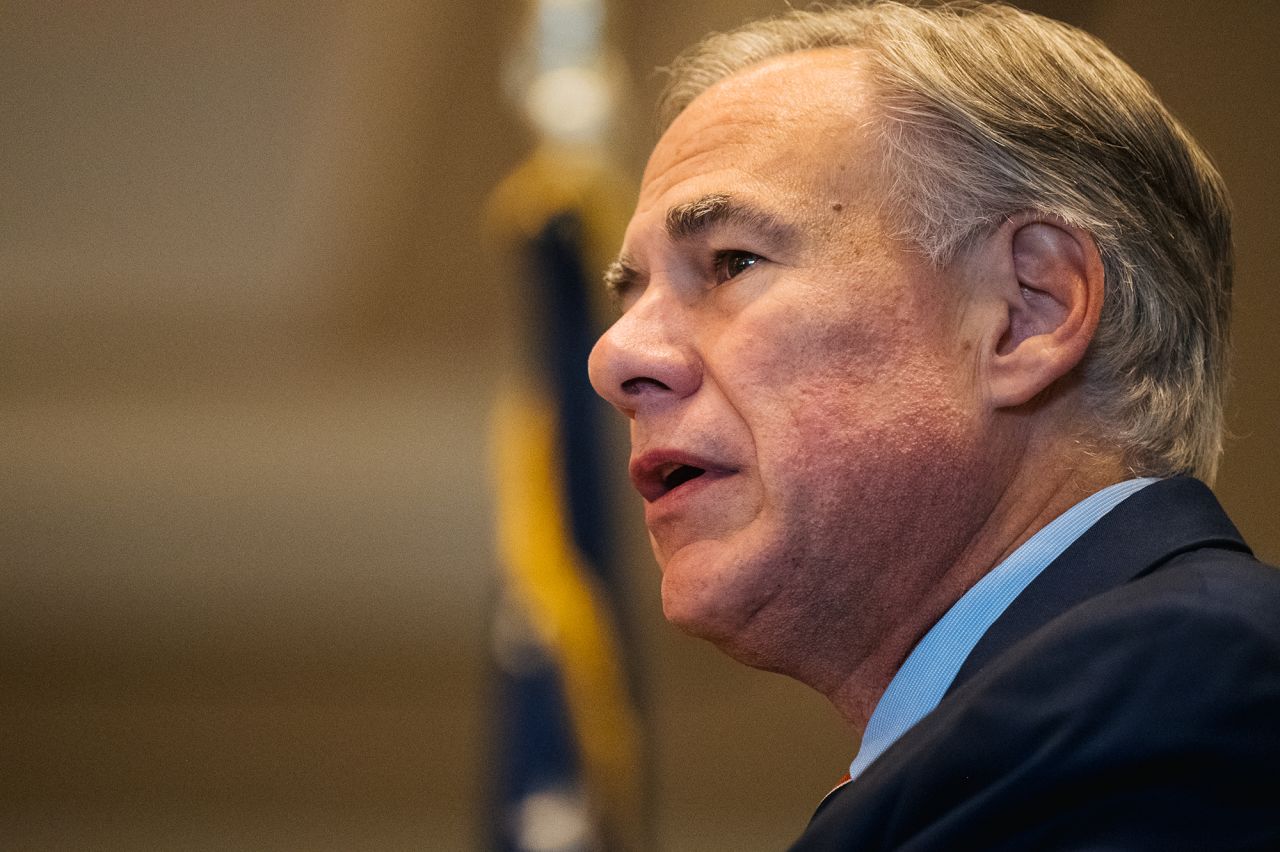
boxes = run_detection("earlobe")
[986,217,1104,409]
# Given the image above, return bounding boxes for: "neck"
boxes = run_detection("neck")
[824,443,1129,731]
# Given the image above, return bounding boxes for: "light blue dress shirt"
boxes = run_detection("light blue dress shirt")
[847,477,1159,781]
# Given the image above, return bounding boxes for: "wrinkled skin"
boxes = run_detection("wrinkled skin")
[588,50,1024,706]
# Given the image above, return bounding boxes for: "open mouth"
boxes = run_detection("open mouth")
[631,452,724,503]
[660,463,706,492]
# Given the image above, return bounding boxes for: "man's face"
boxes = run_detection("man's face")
[588,51,996,674]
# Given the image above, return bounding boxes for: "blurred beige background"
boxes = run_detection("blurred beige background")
[2,1,1276,849]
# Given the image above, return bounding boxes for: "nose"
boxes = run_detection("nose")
[588,292,702,418]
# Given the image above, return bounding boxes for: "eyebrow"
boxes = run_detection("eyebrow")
[603,193,799,302]
[664,193,797,246]
[603,256,640,301]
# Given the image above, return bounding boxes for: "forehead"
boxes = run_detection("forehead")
[634,48,881,224]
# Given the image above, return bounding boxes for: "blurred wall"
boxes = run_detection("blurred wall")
[2,2,529,848]
[2,2,1276,850]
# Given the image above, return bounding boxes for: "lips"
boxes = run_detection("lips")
[630,450,730,503]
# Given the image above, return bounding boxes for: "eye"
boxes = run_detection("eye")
[713,250,762,283]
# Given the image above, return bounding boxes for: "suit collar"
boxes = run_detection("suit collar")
[947,476,1249,694]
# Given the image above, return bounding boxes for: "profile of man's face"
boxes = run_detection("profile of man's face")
[588,50,1005,675]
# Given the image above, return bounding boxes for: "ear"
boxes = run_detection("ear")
[981,215,1105,409]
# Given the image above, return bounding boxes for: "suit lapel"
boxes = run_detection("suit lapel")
[947,477,1249,695]
[803,478,1253,842]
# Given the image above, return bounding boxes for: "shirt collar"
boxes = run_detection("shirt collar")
[847,477,1159,780]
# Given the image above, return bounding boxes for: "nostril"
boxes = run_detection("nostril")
[621,376,672,395]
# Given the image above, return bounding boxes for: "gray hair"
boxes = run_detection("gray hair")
[659,2,1233,482]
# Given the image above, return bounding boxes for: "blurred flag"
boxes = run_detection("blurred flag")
[485,3,644,849]
[487,150,643,852]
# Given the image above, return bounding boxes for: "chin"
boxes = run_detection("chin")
[659,564,792,673]
[659,569,726,637]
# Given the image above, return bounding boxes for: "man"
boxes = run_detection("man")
[588,3,1279,849]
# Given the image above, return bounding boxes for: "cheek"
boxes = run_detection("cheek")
[729,295,915,394]
[724,303,979,497]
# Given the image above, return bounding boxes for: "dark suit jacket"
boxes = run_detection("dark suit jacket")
[791,477,1280,851]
